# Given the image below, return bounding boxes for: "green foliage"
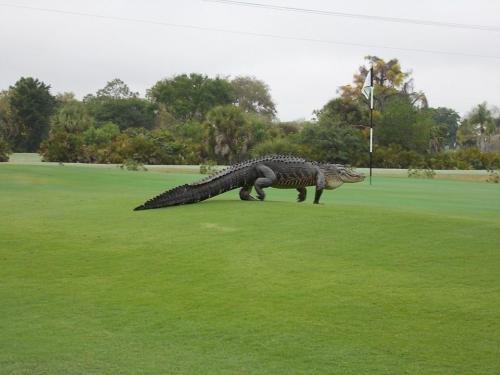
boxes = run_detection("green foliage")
[294,98,368,165]
[95,78,139,99]
[452,148,500,169]
[85,95,156,130]
[205,105,268,164]
[41,119,205,165]
[41,100,106,163]
[3,68,500,169]
[119,159,147,171]
[39,128,86,162]
[427,107,460,150]
[199,160,218,175]
[107,128,192,165]
[374,145,500,170]
[0,91,14,142]
[486,169,499,183]
[297,121,366,165]
[7,77,56,151]
[231,76,276,118]
[314,97,367,125]
[457,118,478,148]
[427,151,470,170]
[408,167,436,179]
[0,137,11,162]
[373,144,425,168]
[51,97,95,132]
[148,74,234,122]
[83,122,120,147]
[251,138,304,157]
[378,96,425,152]
[458,102,499,151]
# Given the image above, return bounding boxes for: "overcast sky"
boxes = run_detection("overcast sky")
[1,0,499,121]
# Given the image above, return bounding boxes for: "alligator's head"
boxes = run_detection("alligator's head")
[321,164,365,189]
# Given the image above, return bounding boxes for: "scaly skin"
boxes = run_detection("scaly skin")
[134,155,364,210]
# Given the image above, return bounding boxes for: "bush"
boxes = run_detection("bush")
[408,167,436,179]
[200,160,218,175]
[39,130,87,162]
[107,128,189,165]
[119,159,147,171]
[487,169,499,183]
[455,148,500,170]
[427,148,500,170]
[297,122,367,165]
[373,145,500,170]
[251,138,304,158]
[374,144,425,169]
[0,137,11,162]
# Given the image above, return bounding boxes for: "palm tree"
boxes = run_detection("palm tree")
[468,102,493,151]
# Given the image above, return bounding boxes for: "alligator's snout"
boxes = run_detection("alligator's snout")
[344,170,365,183]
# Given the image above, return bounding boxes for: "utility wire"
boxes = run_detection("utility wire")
[0,3,499,60]
[204,0,500,32]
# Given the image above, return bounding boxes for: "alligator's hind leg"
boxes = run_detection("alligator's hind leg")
[254,165,277,201]
[297,187,307,202]
[239,185,256,201]
[314,168,325,204]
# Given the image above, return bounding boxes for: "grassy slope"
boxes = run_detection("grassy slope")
[0,165,499,374]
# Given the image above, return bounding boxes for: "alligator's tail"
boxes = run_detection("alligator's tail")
[134,168,248,210]
[133,184,212,210]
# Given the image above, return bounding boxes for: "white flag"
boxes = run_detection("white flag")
[362,69,374,109]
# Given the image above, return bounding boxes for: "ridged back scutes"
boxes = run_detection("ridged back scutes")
[134,183,191,210]
[190,154,308,186]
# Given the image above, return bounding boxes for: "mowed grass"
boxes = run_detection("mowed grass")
[0,165,499,375]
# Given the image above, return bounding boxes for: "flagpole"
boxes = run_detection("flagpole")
[369,65,373,186]
[369,104,373,185]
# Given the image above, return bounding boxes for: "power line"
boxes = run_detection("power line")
[204,0,500,33]
[0,3,499,60]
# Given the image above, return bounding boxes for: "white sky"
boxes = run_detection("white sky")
[1,0,499,121]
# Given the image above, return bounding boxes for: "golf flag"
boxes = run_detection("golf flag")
[362,67,374,110]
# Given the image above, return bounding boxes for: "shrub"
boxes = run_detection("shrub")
[373,146,499,170]
[408,167,435,179]
[487,169,499,183]
[374,144,425,169]
[39,130,87,162]
[251,138,304,158]
[453,148,500,170]
[200,160,218,176]
[0,137,11,162]
[119,159,147,171]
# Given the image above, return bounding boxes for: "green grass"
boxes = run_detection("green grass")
[0,164,499,374]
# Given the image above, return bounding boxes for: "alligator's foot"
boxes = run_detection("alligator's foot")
[297,187,307,202]
[239,187,257,201]
[313,189,323,204]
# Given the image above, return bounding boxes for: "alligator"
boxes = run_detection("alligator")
[134,155,364,210]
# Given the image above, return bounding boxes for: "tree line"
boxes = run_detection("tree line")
[0,56,499,169]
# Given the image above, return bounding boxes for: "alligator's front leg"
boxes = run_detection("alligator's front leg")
[314,169,325,204]
[254,164,277,201]
[297,187,307,202]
